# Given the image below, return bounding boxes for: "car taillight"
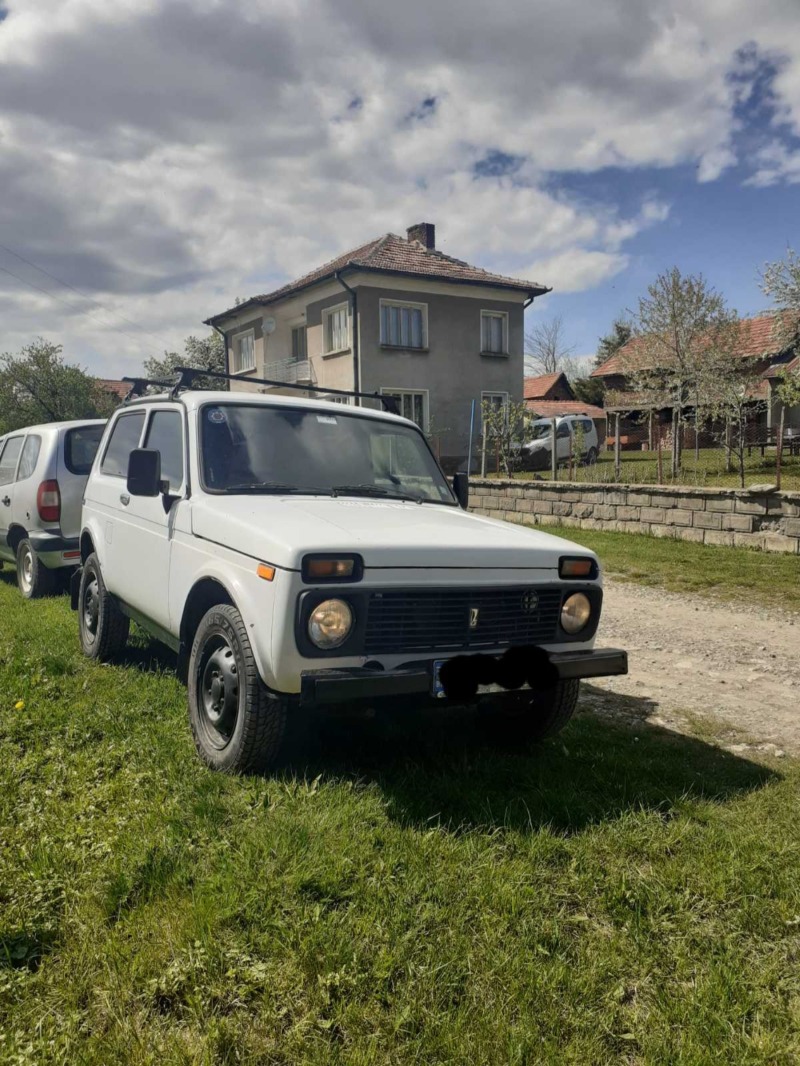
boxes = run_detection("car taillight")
[37,480,61,523]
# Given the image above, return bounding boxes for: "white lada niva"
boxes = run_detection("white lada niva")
[73,371,627,772]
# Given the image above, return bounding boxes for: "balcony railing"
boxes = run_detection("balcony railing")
[262,358,315,385]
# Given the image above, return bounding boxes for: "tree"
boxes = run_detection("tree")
[0,339,118,435]
[524,315,576,377]
[480,398,528,477]
[143,331,226,389]
[696,344,766,488]
[761,248,800,351]
[624,268,740,476]
[571,319,632,407]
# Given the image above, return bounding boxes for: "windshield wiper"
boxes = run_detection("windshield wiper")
[222,482,321,495]
[330,484,423,503]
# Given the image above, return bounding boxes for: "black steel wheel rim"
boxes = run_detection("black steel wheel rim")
[198,634,240,749]
[82,574,100,643]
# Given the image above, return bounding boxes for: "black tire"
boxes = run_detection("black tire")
[188,604,289,773]
[16,538,55,599]
[78,553,130,661]
[480,679,580,742]
[585,447,598,466]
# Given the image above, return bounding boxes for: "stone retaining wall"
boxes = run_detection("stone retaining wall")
[470,479,800,555]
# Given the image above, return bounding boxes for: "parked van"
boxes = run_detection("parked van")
[0,420,106,597]
[521,415,599,471]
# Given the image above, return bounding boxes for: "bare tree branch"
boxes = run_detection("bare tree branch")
[524,315,576,377]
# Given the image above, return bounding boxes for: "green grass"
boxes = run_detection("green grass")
[532,522,800,613]
[503,448,800,490]
[2,576,800,1062]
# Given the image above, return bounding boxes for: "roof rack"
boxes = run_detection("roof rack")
[171,366,400,414]
[122,375,180,400]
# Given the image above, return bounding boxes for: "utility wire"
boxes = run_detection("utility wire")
[0,262,169,358]
[0,238,171,348]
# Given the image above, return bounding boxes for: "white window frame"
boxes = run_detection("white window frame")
[379,299,429,350]
[231,328,256,374]
[323,302,350,355]
[481,391,509,433]
[379,387,430,432]
[480,310,509,355]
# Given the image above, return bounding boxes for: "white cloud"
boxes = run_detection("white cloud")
[0,0,797,374]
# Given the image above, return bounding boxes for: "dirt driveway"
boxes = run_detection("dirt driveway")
[587,580,800,756]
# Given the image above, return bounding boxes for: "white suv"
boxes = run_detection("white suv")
[521,415,599,471]
[73,376,625,772]
[0,420,106,597]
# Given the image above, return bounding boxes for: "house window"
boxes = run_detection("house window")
[324,304,349,353]
[380,300,427,349]
[481,311,508,355]
[380,389,428,431]
[481,391,509,434]
[291,326,307,361]
[231,329,256,374]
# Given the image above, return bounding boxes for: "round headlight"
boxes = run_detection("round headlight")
[308,598,354,649]
[561,592,591,634]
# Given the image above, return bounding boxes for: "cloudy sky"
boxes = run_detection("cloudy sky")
[1,0,799,377]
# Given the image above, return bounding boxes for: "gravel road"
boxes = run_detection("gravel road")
[585,579,800,756]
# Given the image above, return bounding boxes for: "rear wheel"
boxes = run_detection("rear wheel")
[585,447,598,465]
[78,553,130,660]
[480,679,580,742]
[188,604,289,773]
[16,539,54,599]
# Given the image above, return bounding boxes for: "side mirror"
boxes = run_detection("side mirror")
[453,471,469,509]
[127,448,161,497]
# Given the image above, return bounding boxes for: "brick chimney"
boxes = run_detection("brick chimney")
[406,222,435,250]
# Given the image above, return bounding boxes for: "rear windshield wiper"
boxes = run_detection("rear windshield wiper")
[330,484,423,503]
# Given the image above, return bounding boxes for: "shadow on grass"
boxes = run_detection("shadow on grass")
[288,685,777,834]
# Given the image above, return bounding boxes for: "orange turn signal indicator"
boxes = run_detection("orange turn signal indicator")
[306,558,355,579]
[257,564,276,581]
[559,556,598,579]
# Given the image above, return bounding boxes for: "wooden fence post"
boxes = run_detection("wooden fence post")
[614,413,621,482]
[551,419,558,482]
[776,405,785,491]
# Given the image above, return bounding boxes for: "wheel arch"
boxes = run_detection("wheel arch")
[7,524,29,554]
[80,530,97,563]
[179,577,237,675]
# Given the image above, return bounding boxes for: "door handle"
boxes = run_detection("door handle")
[119,494,130,506]
[1,496,10,506]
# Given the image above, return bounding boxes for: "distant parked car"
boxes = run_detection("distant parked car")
[0,420,106,597]
[520,416,599,471]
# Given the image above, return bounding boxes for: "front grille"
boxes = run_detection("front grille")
[364,586,563,655]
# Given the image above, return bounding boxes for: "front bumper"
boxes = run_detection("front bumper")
[300,647,627,708]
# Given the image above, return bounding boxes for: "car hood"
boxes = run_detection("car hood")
[190,495,595,571]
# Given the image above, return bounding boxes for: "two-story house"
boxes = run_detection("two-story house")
[204,223,549,469]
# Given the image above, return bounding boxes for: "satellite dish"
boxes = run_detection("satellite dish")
[264,316,277,335]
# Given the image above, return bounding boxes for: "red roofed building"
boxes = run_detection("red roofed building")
[205,222,551,468]
[523,372,607,439]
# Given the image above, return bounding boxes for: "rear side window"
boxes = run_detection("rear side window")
[582,419,594,434]
[144,410,184,490]
[557,422,571,438]
[0,437,24,486]
[17,435,42,481]
[101,413,145,478]
[65,425,105,475]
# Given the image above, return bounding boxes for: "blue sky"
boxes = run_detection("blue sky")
[0,1,798,376]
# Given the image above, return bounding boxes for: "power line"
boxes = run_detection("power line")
[0,238,172,348]
[0,262,169,358]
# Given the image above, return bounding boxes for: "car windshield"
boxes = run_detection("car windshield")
[530,423,553,440]
[200,403,457,505]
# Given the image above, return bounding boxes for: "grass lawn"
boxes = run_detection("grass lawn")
[531,522,800,613]
[2,573,800,1063]
[502,448,800,490]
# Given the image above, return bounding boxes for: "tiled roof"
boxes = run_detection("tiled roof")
[206,232,550,324]
[95,378,132,400]
[591,314,792,378]
[523,372,566,399]
[762,354,799,379]
[525,399,606,419]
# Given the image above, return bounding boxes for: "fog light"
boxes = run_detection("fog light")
[561,592,591,634]
[308,599,353,649]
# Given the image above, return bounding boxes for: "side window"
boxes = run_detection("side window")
[65,425,105,475]
[17,435,42,481]
[582,419,594,434]
[101,413,145,478]
[556,422,571,438]
[144,411,184,490]
[0,437,24,486]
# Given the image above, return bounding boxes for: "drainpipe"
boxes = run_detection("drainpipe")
[335,270,360,403]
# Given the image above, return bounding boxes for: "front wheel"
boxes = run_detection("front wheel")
[16,539,54,599]
[78,553,130,660]
[188,604,289,773]
[480,679,580,742]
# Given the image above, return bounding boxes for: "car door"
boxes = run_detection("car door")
[0,435,25,562]
[108,405,186,631]
[556,421,572,462]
